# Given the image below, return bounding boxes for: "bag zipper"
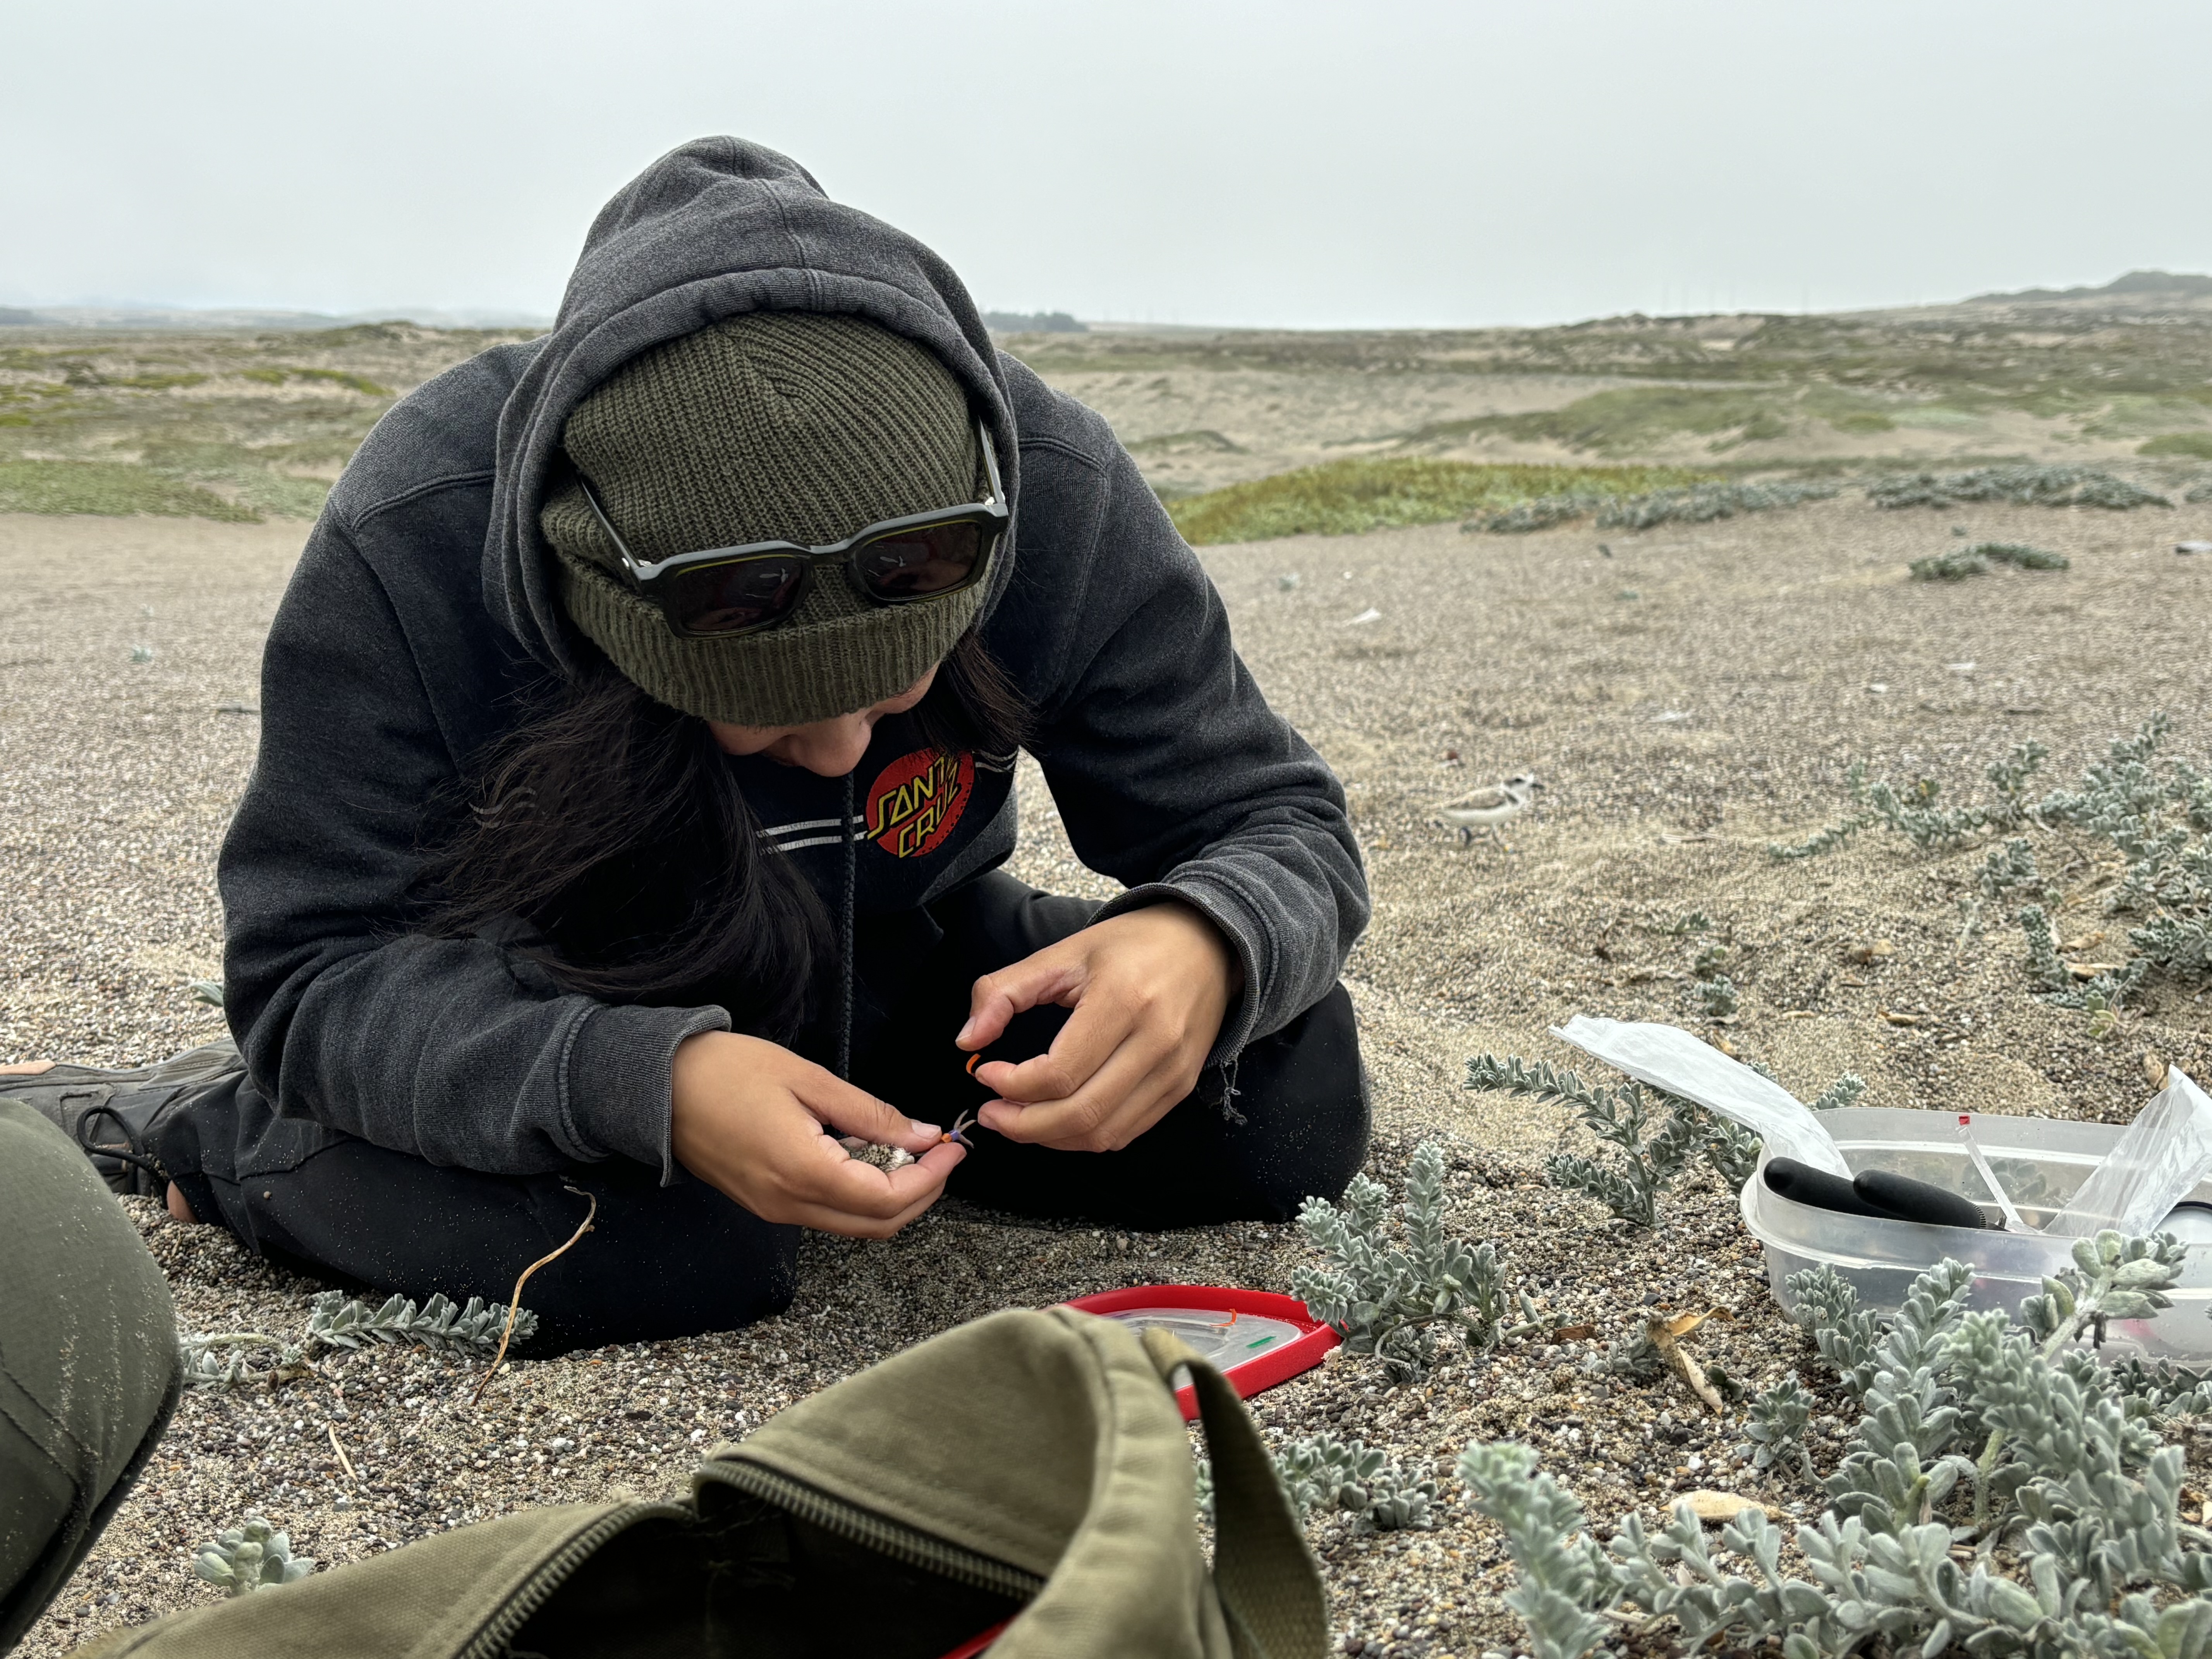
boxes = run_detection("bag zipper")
[695,1460,1044,1602]
[456,1502,685,1659]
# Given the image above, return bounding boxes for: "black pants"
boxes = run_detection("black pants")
[161,874,1368,1354]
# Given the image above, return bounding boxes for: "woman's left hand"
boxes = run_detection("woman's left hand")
[958,900,1242,1152]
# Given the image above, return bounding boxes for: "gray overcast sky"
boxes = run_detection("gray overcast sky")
[7,0,2208,328]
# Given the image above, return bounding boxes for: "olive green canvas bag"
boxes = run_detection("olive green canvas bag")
[84,1307,1326,1659]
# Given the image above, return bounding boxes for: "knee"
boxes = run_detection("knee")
[1225,989,1370,1219]
[0,1103,181,1647]
[1237,1104,1370,1222]
[516,1198,802,1356]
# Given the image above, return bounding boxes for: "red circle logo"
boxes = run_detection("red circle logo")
[865,746,974,859]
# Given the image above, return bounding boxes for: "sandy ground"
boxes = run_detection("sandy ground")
[8,493,2212,1657]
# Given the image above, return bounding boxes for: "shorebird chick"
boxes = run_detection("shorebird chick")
[1435,773,1543,847]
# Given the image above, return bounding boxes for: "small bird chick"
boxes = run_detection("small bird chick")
[1435,773,1544,846]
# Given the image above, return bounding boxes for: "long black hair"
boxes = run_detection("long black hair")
[412,631,1027,1038]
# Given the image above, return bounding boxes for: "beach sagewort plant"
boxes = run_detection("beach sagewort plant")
[1771,715,2212,1018]
[1196,1434,1438,1533]
[1746,1374,1816,1480]
[194,1515,314,1597]
[1868,464,2169,512]
[1292,1140,1513,1382]
[182,1290,535,1388]
[1908,541,2072,583]
[1459,1233,2212,1659]
[1462,1054,1785,1229]
[1474,478,1838,535]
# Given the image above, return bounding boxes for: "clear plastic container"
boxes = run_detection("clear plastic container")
[1742,1106,2212,1363]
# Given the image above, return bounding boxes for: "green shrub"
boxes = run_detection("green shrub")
[1871,464,2169,510]
[1976,541,2071,570]
[1909,548,1989,580]
[292,366,390,396]
[1166,458,1709,544]
[1595,478,1837,531]
[1909,541,2069,581]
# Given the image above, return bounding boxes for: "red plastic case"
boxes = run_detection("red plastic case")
[1060,1285,1341,1421]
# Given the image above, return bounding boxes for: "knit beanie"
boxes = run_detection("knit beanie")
[541,311,985,727]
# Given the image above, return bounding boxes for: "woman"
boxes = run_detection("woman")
[31,137,1371,1353]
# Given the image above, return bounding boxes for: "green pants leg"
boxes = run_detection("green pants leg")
[0,1098,181,1651]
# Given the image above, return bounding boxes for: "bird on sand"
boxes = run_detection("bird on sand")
[1434,774,1543,845]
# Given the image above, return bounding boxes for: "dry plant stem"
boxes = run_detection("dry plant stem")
[325,1423,357,1483]
[1647,1309,1729,1414]
[471,1183,597,1407]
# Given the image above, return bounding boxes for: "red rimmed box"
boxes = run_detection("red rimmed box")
[1060,1286,1341,1422]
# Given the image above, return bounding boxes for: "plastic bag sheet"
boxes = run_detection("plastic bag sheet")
[2044,1066,2212,1237]
[1551,1014,1850,1176]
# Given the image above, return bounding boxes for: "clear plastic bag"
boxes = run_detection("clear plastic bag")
[2044,1067,2212,1237]
[1551,1015,1850,1176]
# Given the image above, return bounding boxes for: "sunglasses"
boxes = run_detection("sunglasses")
[576,420,1008,639]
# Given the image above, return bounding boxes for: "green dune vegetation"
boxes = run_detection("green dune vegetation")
[5,290,2211,526]
[0,323,529,520]
[0,458,263,520]
[2139,431,2212,460]
[1165,457,1716,544]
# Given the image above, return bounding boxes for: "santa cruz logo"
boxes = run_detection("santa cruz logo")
[865,746,974,859]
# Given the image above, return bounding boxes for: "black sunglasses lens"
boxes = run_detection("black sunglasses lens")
[853,521,987,600]
[664,555,809,635]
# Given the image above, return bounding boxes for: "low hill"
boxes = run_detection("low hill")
[1969,268,2212,304]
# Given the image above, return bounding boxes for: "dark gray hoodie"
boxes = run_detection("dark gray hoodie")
[218,137,1367,1182]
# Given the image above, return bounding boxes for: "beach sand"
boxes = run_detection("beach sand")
[7,490,2212,1657]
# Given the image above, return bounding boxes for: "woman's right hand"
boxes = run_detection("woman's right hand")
[669,1031,963,1237]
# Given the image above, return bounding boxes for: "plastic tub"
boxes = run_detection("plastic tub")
[1742,1106,2212,1363]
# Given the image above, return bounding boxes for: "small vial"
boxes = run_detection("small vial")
[1956,1114,2027,1233]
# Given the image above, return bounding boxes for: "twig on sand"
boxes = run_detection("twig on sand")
[326,1423,357,1482]
[472,1183,597,1407]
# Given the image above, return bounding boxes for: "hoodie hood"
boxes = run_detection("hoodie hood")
[486,136,1020,673]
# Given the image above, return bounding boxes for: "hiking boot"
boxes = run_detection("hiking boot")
[0,1039,244,1198]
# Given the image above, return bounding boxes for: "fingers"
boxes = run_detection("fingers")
[978,1029,1193,1152]
[975,984,1139,1104]
[957,948,1085,1052]
[669,1032,966,1240]
[793,1068,945,1156]
[785,1184,947,1240]
[785,1137,966,1235]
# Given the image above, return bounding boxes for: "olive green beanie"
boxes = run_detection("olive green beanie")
[541,311,985,727]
